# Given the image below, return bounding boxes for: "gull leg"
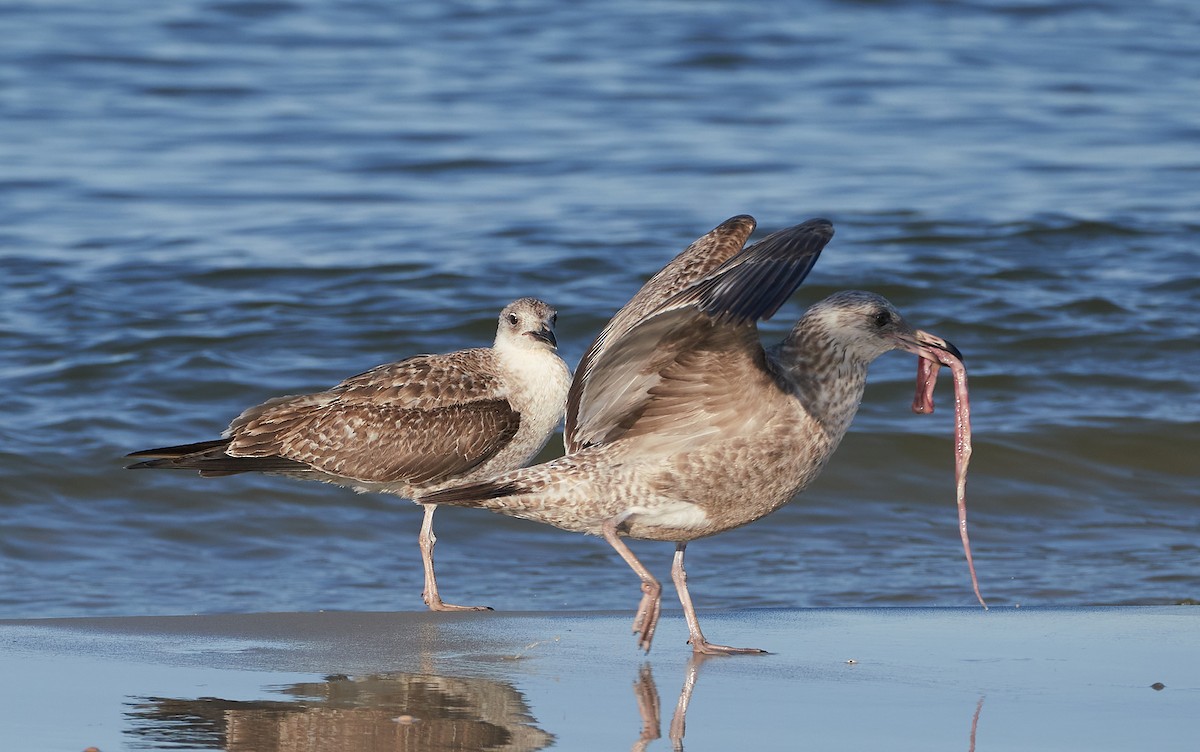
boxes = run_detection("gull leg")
[418,504,491,612]
[602,517,662,652]
[672,542,766,655]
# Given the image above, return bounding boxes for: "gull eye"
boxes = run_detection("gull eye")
[507,313,519,326]
[550,313,557,326]
[872,310,892,328]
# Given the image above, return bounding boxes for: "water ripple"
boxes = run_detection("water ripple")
[1,0,1196,617]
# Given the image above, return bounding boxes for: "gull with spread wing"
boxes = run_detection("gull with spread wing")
[425,218,977,652]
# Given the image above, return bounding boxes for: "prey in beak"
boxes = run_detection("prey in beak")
[900,326,986,609]
[903,329,963,415]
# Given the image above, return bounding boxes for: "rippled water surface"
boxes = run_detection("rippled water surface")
[1,0,1197,618]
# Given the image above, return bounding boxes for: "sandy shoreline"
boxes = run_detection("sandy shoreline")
[2,607,1195,751]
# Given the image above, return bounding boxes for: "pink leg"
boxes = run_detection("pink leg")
[672,542,766,655]
[602,518,663,653]
[418,504,490,612]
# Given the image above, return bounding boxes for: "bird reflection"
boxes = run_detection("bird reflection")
[631,665,662,751]
[969,695,985,752]
[123,654,984,751]
[631,655,709,751]
[631,661,984,752]
[125,672,553,752]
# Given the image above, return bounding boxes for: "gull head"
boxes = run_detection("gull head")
[495,297,559,351]
[797,290,962,367]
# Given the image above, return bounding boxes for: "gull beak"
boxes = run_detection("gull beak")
[528,325,557,348]
[901,328,963,363]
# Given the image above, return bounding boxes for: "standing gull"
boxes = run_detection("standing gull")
[127,298,572,612]
[425,218,976,652]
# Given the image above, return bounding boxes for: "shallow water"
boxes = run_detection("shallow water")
[1,0,1197,619]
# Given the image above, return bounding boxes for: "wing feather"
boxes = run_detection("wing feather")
[662,217,833,324]
[246,401,521,484]
[565,215,756,450]
[222,350,521,484]
[569,218,834,449]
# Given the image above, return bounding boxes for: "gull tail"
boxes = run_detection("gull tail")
[125,439,308,477]
[420,467,581,529]
[423,453,613,532]
[420,477,535,508]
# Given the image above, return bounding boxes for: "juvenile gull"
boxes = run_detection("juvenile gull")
[425,219,978,653]
[127,298,572,612]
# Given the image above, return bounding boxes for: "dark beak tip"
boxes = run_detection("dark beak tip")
[944,339,964,362]
[530,328,557,348]
[918,330,964,363]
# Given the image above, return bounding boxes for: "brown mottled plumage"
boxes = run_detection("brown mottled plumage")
[127,298,572,612]
[564,214,757,452]
[425,218,964,654]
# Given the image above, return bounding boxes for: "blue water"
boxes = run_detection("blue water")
[1,0,1198,619]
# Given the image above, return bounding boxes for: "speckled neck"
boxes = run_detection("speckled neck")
[769,323,870,438]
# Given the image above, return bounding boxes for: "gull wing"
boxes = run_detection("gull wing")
[569,218,834,451]
[565,215,756,451]
[222,351,522,484]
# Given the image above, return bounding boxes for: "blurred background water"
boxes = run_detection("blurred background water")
[1,0,1196,619]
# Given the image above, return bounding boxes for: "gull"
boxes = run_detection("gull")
[424,217,972,653]
[127,297,572,612]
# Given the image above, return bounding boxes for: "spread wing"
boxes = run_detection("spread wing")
[569,218,834,451]
[565,215,756,451]
[223,350,521,484]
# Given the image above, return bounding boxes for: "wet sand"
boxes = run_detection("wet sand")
[1,607,1195,751]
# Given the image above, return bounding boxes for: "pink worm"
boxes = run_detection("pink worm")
[913,353,987,609]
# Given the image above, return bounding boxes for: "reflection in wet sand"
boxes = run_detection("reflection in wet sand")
[631,665,662,751]
[668,656,703,746]
[969,695,984,752]
[631,661,983,751]
[126,673,553,752]
[125,657,984,751]
[631,656,708,751]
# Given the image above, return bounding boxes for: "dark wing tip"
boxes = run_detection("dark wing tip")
[123,437,308,476]
[719,214,757,230]
[676,217,836,324]
[125,458,165,470]
[125,438,230,460]
[806,217,834,233]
